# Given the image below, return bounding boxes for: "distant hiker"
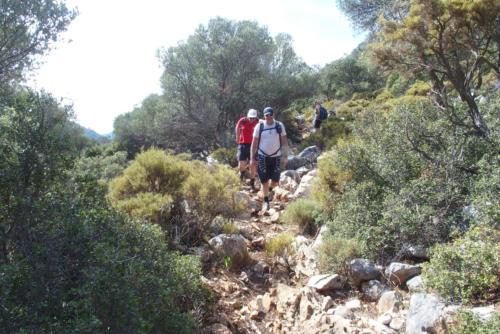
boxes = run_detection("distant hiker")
[250,107,288,211]
[236,108,259,192]
[313,101,328,131]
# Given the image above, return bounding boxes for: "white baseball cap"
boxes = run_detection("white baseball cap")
[247,109,258,118]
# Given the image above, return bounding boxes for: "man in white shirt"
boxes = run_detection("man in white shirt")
[250,107,288,211]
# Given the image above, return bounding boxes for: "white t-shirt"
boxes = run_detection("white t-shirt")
[253,120,286,157]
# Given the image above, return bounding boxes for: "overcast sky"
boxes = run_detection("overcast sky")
[28,0,365,134]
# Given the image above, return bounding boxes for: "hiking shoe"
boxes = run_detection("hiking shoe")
[268,189,274,202]
[262,201,269,212]
[250,179,257,193]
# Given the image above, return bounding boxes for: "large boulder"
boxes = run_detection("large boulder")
[349,258,382,287]
[306,274,345,292]
[406,293,449,334]
[293,169,318,199]
[298,145,321,163]
[286,155,307,170]
[209,234,250,270]
[385,262,422,285]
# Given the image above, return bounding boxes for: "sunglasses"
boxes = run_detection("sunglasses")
[264,114,273,117]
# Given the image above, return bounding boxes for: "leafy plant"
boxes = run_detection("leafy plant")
[422,226,500,303]
[280,198,321,235]
[265,232,295,264]
[450,310,500,334]
[210,147,238,167]
[317,235,361,277]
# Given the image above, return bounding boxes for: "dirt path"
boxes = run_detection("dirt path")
[201,180,307,334]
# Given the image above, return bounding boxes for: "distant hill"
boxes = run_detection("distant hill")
[81,126,114,141]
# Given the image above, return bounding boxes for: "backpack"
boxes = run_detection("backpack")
[257,121,282,157]
[239,117,249,128]
[319,106,328,120]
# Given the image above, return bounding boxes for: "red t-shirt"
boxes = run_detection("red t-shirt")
[237,117,258,144]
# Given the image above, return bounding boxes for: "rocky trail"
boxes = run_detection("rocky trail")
[198,167,415,334]
[197,132,498,334]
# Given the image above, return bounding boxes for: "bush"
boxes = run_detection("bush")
[317,235,361,277]
[265,232,295,264]
[280,198,321,235]
[109,147,189,228]
[210,147,238,167]
[422,226,500,303]
[451,310,500,334]
[182,160,243,220]
[297,117,351,152]
[0,178,211,333]
[222,222,240,235]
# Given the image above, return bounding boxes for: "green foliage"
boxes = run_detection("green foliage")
[422,226,500,303]
[265,232,295,263]
[0,179,211,333]
[109,147,189,230]
[320,52,382,100]
[450,310,500,334]
[181,161,244,241]
[315,92,499,262]
[0,0,77,84]
[211,147,238,167]
[73,147,129,183]
[109,148,244,245]
[297,117,351,151]
[335,96,370,121]
[222,222,240,235]
[317,235,361,277]
[407,80,431,96]
[280,199,321,235]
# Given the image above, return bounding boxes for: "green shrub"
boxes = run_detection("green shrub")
[422,226,500,303]
[74,149,129,183]
[210,147,238,167]
[181,160,245,242]
[451,310,500,334]
[265,232,295,263]
[0,178,211,333]
[317,235,361,277]
[222,222,240,235]
[297,117,351,151]
[280,198,321,235]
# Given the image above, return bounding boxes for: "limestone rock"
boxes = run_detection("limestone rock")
[306,274,345,291]
[406,275,424,292]
[406,293,447,334]
[361,280,387,301]
[298,145,322,163]
[385,262,422,285]
[350,258,382,286]
[294,169,318,199]
[208,234,250,270]
[378,291,401,314]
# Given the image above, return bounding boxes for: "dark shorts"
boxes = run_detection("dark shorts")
[313,117,322,129]
[257,155,281,183]
[237,143,251,161]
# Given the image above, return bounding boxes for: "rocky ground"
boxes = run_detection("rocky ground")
[196,124,498,333]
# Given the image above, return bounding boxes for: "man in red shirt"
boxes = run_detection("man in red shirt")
[235,109,259,192]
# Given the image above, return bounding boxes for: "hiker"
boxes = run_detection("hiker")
[235,108,259,192]
[250,107,288,211]
[313,101,328,131]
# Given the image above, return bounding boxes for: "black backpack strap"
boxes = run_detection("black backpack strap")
[257,121,282,157]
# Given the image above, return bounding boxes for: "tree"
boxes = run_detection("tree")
[156,17,314,152]
[371,0,500,139]
[0,0,77,84]
[336,0,407,32]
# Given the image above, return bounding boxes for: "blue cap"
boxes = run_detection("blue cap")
[263,107,274,115]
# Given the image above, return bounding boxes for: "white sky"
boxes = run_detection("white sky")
[28,0,364,134]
